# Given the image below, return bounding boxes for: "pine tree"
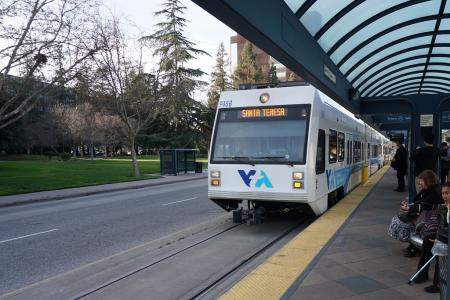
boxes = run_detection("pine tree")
[207,42,230,109]
[233,41,262,87]
[267,62,278,85]
[141,0,208,125]
[288,72,297,81]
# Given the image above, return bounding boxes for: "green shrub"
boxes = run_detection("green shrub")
[60,153,71,161]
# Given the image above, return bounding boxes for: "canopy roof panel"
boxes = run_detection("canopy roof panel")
[285,0,450,97]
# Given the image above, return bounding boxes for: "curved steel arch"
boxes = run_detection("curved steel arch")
[339,30,441,70]
[345,43,450,85]
[354,54,450,89]
[374,76,450,96]
[364,69,450,97]
[418,0,447,93]
[388,84,450,95]
[360,51,450,94]
[380,80,450,96]
[314,0,365,40]
[326,0,429,56]
[359,62,450,93]
[295,0,316,18]
[392,89,442,96]
[356,44,449,92]
[345,15,449,79]
[390,86,450,96]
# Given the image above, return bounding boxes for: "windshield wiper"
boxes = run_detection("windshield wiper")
[216,156,254,165]
[251,156,286,160]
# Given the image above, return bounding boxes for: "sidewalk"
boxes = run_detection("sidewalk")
[0,172,207,208]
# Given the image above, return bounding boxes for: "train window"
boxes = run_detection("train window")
[316,129,325,174]
[338,132,345,162]
[329,130,337,163]
[353,141,361,163]
[348,140,352,164]
[367,143,371,159]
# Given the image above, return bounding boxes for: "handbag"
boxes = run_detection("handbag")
[388,215,413,242]
[417,207,440,239]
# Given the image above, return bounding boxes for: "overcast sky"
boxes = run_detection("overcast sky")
[104,0,236,84]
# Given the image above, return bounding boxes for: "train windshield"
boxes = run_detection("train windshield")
[211,105,310,164]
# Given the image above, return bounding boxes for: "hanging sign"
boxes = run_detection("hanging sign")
[420,114,433,127]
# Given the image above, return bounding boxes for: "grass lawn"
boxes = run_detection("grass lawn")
[0,159,161,196]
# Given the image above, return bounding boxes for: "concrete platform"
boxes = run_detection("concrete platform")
[222,168,440,299]
[285,169,438,299]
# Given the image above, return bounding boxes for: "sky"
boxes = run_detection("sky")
[104,0,236,96]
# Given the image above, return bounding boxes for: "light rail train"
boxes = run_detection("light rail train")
[208,83,392,218]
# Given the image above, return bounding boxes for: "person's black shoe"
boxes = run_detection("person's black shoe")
[413,275,429,284]
[403,245,414,253]
[424,284,440,293]
[403,250,420,257]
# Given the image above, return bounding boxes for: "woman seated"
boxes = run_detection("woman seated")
[409,170,443,283]
[402,171,442,257]
[424,182,450,294]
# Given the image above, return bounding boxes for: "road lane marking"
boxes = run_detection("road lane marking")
[0,229,59,244]
[162,197,198,206]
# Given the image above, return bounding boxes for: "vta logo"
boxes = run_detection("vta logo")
[238,170,273,188]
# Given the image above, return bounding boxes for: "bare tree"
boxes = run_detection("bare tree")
[93,18,161,177]
[0,0,102,129]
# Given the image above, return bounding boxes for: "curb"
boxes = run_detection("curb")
[0,175,208,209]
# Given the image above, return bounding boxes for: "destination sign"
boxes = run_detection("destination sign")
[239,107,287,118]
[218,105,310,123]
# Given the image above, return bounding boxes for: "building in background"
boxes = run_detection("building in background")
[230,34,302,82]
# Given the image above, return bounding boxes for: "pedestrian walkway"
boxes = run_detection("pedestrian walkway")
[222,168,439,299]
[0,172,207,208]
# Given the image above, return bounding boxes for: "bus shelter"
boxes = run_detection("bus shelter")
[159,149,201,175]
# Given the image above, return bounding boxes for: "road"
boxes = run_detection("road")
[0,179,225,296]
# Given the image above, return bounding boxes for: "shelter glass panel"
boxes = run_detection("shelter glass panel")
[338,21,435,70]
[317,0,408,52]
[352,49,428,89]
[364,73,426,96]
[434,33,450,44]
[427,65,450,72]
[300,0,352,36]
[368,66,426,96]
[432,46,450,55]
[429,56,450,64]
[284,0,307,13]
[328,2,438,62]
[352,57,426,88]
[340,35,431,73]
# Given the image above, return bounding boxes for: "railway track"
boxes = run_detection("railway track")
[3,213,312,300]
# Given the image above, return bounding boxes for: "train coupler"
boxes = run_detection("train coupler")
[232,206,265,225]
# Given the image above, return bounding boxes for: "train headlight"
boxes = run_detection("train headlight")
[211,179,221,186]
[293,181,304,189]
[292,172,304,180]
[210,170,221,178]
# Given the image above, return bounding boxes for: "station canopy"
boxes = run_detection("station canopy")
[284,0,450,98]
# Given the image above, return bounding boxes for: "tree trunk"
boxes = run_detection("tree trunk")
[80,144,84,158]
[104,145,107,158]
[130,137,141,177]
[90,140,94,160]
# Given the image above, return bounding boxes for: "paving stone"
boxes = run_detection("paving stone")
[290,281,355,300]
[336,275,387,294]
[339,287,410,300]
[315,264,360,281]
[301,270,329,286]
